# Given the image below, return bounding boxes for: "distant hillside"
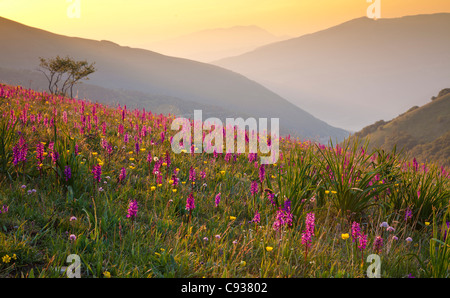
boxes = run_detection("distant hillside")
[352,89,450,168]
[0,67,241,120]
[0,16,348,142]
[144,26,289,63]
[214,13,450,132]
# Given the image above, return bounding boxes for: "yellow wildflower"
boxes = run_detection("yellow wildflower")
[2,255,11,263]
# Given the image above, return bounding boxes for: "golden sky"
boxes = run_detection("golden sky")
[1,0,450,47]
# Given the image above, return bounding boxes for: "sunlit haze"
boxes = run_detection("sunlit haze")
[1,0,450,49]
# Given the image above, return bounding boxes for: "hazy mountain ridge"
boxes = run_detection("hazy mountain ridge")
[143,25,290,63]
[0,16,348,142]
[352,89,450,167]
[214,13,450,132]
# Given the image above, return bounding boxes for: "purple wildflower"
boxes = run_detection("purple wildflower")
[119,167,126,182]
[387,226,395,232]
[248,153,257,163]
[214,193,221,207]
[92,164,102,183]
[0,205,8,214]
[12,137,28,166]
[135,141,140,154]
[373,236,383,253]
[64,165,72,182]
[36,142,44,163]
[259,164,265,183]
[444,222,450,241]
[165,151,171,168]
[358,233,368,251]
[272,207,292,231]
[186,193,195,211]
[252,210,261,224]
[250,180,258,196]
[301,231,312,248]
[51,150,59,164]
[305,212,315,236]
[351,222,361,242]
[126,200,138,218]
[267,193,276,207]
[189,166,196,182]
[405,207,413,221]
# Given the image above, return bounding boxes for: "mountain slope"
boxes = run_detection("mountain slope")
[352,89,450,167]
[0,66,239,119]
[0,16,348,141]
[214,13,450,132]
[143,26,289,63]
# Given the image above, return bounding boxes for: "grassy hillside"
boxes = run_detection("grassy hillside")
[0,67,243,120]
[353,89,450,168]
[0,84,449,279]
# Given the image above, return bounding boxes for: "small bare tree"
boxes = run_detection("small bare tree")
[38,56,96,98]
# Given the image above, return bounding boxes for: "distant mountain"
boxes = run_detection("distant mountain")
[351,89,450,168]
[143,26,289,63]
[214,13,450,132]
[0,16,349,142]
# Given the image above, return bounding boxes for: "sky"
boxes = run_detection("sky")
[1,0,450,48]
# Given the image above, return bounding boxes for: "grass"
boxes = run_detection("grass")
[0,84,449,278]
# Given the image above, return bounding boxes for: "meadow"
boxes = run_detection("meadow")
[0,84,449,278]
